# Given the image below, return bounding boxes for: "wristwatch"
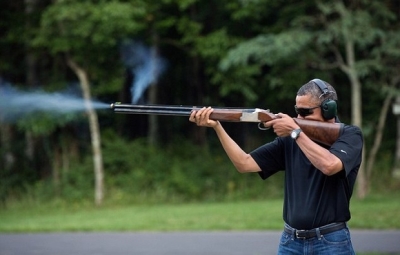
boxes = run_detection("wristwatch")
[290,129,302,140]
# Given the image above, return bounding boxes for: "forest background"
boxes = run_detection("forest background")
[1,0,400,208]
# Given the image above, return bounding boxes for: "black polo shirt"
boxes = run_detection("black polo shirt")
[250,124,363,230]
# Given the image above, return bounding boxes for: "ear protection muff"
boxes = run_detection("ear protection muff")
[311,79,337,120]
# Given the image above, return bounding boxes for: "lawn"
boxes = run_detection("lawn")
[0,193,399,232]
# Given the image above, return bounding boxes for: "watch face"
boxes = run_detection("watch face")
[291,129,301,139]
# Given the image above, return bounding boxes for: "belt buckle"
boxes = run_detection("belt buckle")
[295,230,307,239]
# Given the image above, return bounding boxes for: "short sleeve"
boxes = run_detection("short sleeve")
[250,137,286,179]
[329,125,363,176]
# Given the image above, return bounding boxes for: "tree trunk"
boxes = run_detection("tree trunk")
[190,54,208,146]
[148,83,158,146]
[66,56,104,206]
[189,4,207,147]
[350,75,367,199]
[340,38,367,199]
[24,0,38,86]
[53,145,61,196]
[392,94,400,179]
[147,31,159,146]
[0,125,15,171]
[24,0,38,171]
[365,89,393,181]
[393,111,400,179]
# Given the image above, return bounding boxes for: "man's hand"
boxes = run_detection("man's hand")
[264,113,300,137]
[189,107,219,128]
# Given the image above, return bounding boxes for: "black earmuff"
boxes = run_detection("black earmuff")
[311,79,337,120]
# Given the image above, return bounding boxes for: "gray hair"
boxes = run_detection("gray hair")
[297,80,338,104]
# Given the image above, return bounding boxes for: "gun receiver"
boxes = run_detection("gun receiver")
[111,103,343,146]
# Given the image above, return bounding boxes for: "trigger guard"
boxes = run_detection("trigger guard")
[258,122,270,131]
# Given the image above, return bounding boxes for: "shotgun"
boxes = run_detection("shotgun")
[110,103,344,146]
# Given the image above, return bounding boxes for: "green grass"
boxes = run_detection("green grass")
[350,195,400,229]
[0,193,399,232]
[0,200,283,232]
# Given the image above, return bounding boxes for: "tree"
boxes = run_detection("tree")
[312,1,400,197]
[34,0,145,205]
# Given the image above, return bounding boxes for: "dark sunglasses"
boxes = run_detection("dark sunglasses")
[294,105,320,117]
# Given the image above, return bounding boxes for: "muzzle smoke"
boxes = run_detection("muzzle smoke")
[0,82,109,123]
[120,40,167,104]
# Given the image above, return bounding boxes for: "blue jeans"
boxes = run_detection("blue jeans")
[277,226,355,254]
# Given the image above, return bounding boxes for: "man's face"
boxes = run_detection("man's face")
[295,94,324,121]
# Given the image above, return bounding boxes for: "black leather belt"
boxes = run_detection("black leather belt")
[284,222,346,240]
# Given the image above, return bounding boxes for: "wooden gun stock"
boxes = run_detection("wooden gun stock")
[111,103,343,146]
[293,119,343,146]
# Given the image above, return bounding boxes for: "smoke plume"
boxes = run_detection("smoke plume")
[0,81,109,123]
[120,40,167,104]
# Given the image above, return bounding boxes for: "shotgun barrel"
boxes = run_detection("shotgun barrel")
[110,103,266,122]
[110,102,343,146]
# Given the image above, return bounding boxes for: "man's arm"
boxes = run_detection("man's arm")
[295,130,343,175]
[267,113,343,176]
[190,107,261,173]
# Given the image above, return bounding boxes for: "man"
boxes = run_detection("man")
[189,79,363,254]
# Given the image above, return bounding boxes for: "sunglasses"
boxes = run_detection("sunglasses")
[294,105,320,117]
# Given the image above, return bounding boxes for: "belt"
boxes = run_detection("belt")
[284,222,346,240]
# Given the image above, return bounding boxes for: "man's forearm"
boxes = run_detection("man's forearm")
[295,132,343,176]
[213,122,261,173]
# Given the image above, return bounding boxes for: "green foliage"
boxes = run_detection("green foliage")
[29,0,151,97]
[16,112,82,136]
[175,16,203,45]
[217,29,314,104]
[317,2,386,46]
[314,1,397,78]
[194,29,260,103]
[18,157,95,204]
[227,0,273,21]
[161,0,198,11]
[5,132,283,205]
[33,1,146,58]
[220,30,313,71]
[102,134,273,202]
[212,65,260,103]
